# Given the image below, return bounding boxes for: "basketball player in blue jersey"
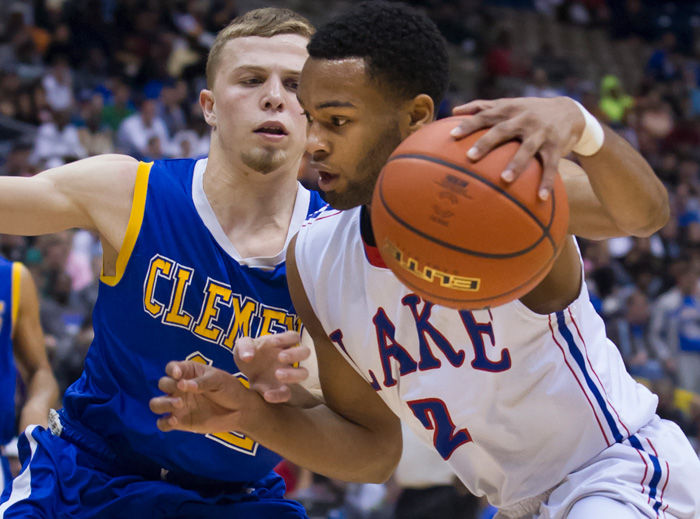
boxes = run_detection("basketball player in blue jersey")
[152,3,700,518]
[0,8,325,518]
[0,258,57,496]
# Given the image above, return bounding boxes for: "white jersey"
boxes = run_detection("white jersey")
[295,206,660,508]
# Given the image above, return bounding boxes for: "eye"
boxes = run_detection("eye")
[241,77,263,86]
[284,79,299,92]
[331,116,348,127]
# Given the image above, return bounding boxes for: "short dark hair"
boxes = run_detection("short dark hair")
[307,1,449,107]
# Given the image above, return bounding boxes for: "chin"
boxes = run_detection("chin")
[242,149,288,174]
[320,190,367,210]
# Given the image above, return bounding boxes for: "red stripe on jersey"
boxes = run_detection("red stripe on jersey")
[632,446,651,500]
[659,460,671,517]
[548,315,611,445]
[567,308,632,438]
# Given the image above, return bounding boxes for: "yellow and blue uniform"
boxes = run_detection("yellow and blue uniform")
[0,159,324,518]
[0,259,20,495]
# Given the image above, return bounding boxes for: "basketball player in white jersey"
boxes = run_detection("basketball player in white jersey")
[150,2,700,518]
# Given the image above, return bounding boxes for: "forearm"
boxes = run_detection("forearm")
[242,399,400,483]
[287,384,323,408]
[576,126,669,237]
[19,367,58,430]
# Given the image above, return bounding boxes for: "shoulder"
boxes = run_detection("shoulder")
[296,207,357,269]
[59,154,139,184]
[299,205,348,239]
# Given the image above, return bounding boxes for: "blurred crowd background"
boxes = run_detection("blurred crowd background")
[1,0,700,518]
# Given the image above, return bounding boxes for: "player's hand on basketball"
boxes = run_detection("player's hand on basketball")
[450,97,585,200]
[150,361,255,434]
[234,331,311,404]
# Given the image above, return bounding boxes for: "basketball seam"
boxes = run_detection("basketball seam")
[385,153,557,253]
[378,158,556,259]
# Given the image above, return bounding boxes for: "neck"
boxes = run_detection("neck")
[202,143,302,258]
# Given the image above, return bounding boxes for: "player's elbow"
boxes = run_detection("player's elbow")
[362,430,402,483]
[631,194,670,237]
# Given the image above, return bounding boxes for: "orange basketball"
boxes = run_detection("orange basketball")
[370,115,569,310]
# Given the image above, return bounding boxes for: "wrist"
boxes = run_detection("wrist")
[237,388,269,437]
[571,99,604,156]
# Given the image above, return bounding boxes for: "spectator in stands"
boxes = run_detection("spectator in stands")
[598,74,633,126]
[116,96,169,158]
[159,80,188,136]
[637,87,674,141]
[522,67,562,98]
[652,377,696,436]
[649,259,700,386]
[101,78,135,131]
[31,107,86,167]
[646,32,681,83]
[607,289,665,380]
[77,92,114,156]
[484,29,517,79]
[41,54,74,112]
[0,141,33,177]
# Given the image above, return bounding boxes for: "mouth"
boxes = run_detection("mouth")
[311,163,340,191]
[254,121,289,138]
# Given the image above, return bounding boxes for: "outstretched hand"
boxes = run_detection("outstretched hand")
[450,96,585,200]
[234,330,311,403]
[149,360,253,434]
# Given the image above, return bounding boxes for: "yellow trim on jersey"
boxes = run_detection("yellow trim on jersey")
[101,161,153,287]
[11,262,21,330]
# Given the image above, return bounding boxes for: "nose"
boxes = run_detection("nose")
[260,76,284,112]
[306,123,330,160]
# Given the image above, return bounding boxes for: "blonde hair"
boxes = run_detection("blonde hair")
[206,8,314,88]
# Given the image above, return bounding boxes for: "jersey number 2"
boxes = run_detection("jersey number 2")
[186,352,258,456]
[407,398,471,460]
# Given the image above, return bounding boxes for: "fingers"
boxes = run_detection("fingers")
[278,344,311,365]
[262,386,292,404]
[492,134,559,200]
[450,101,510,140]
[149,395,183,415]
[276,366,309,385]
[165,361,184,380]
[452,99,495,116]
[156,414,180,432]
[165,360,205,380]
[537,145,561,201]
[235,331,302,363]
[466,119,525,162]
[180,366,230,394]
[235,336,257,362]
[261,331,302,349]
[158,376,179,395]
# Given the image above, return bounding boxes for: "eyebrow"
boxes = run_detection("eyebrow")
[316,101,357,109]
[234,65,301,76]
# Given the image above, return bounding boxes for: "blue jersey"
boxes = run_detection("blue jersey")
[0,258,19,446]
[62,158,325,483]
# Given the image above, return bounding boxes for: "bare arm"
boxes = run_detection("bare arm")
[0,154,138,251]
[451,97,669,239]
[574,125,669,237]
[450,97,669,312]
[151,235,402,482]
[13,264,58,430]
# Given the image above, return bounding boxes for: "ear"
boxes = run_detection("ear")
[199,89,216,128]
[404,94,434,136]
